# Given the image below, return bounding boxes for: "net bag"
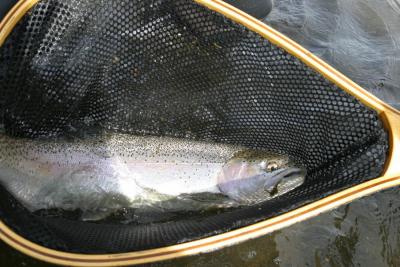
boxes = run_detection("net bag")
[0,0,399,265]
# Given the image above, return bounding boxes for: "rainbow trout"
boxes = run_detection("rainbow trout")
[0,133,305,220]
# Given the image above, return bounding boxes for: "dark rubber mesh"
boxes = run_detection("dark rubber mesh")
[0,0,388,253]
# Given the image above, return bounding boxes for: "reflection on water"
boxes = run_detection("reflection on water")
[1,0,400,266]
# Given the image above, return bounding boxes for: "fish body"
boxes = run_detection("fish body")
[0,133,305,220]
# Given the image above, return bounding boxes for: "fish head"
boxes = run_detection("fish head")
[217,152,306,204]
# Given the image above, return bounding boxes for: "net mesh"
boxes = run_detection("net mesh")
[0,0,388,253]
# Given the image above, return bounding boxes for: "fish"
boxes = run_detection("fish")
[0,133,305,220]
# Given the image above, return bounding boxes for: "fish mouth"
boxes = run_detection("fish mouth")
[277,167,305,179]
[274,167,305,180]
[264,167,306,195]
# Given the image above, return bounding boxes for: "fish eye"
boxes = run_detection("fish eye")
[266,162,278,172]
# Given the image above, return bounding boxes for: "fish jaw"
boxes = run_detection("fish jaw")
[274,168,305,196]
[217,160,306,204]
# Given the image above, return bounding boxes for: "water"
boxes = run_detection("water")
[151,188,400,267]
[1,0,400,266]
[266,0,400,110]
